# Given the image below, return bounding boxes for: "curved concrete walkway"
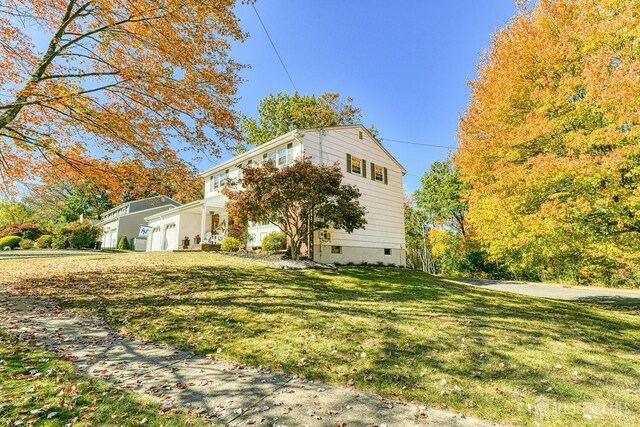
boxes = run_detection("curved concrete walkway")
[0,292,503,427]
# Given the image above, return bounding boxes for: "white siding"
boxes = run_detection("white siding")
[195,126,405,265]
[301,128,406,266]
[203,139,304,199]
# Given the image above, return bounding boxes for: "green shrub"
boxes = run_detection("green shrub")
[261,231,286,253]
[117,236,132,250]
[220,236,241,252]
[19,238,34,249]
[0,235,21,249]
[0,223,41,239]
[64,221,102,249]
[51,234,69,249]
[35,235,53,248]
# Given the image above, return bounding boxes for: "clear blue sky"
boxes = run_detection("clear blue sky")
[205,0,518,193]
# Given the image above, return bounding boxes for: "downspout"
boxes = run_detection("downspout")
[317,128,326,260]
[318,128,324,165]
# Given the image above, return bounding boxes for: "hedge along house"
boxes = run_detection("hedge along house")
[145,124,406,266]
[97,196,181,250]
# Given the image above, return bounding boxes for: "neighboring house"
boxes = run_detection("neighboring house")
[145,124,406,266]
[97,196,181,250]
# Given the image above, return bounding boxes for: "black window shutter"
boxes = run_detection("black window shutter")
[371,162,375,180]
[346,154,352,173]
[362,160,367,178]
[384,167,388,184]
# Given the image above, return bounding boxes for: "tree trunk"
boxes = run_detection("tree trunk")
[290,238,299,260]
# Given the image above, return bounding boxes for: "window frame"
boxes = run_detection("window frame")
[331,245,342,254]
[351,156,363,176]
[384,248,392,256]
[374,164,384,182]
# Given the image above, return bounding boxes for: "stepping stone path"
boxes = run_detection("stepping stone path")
[0,292,503,427]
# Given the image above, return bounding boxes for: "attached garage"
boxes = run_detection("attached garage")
[163,224,177,250]
[150,227,163,251]
[102,227,118,249]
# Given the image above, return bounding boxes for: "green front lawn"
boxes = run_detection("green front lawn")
[2,252,639,426]
[0,331,207,427]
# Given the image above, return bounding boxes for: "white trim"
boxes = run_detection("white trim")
[299,124,407,175]
[100,195,179,217]
[198,125,406,178]
[199,130,300,178]
[96,204,179,226]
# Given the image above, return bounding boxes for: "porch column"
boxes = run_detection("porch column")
[200,205,207,239]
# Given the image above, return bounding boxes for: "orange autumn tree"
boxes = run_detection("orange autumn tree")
[457,0,640,285]
[0,0,245,193]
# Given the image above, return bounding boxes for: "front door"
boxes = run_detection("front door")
[211,213,220,235]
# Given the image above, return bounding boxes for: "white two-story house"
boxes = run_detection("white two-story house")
[145,124,406,266]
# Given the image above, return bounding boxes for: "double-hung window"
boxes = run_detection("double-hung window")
[263,152,277,163]
[347,154,367,177]
[210,170,229,191]
[346,153,367,177]
[276,143,293,166]
[374,164,384,182]
[370,162,388,184]
[351,157,362,175]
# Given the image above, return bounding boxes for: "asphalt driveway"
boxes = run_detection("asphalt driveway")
[449,277,640,305]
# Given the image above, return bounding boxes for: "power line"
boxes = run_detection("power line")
[252,4,298,92]
[381,138,456,149]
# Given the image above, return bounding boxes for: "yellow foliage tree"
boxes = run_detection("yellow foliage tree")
[457,0,640,285]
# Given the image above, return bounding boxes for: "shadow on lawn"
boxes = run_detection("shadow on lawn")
[574,295,640,315]
[10,260,640,421]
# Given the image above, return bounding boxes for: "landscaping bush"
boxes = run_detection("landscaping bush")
[64,220,102,249]
[220,236,241,251]
[0,223,42,239]
[51,234,69,249]
[0,235,21,249]
[35,235,53,248]
[117,236,132,250]
[261,231,286,253]
[19,238,34,249]
[201,243,221,252]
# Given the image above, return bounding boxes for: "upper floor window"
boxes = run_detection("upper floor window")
[264,143,293,167]
[370,162,388,185]
[263,151,277,163]
[374,164,384,182]
[346,153,366,177]
[351,157,362,175]
[209,170,229,191]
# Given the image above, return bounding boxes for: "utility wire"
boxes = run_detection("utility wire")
[252,4,298,92]
[381,138,456,149]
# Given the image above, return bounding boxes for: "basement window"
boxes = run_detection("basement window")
[331,246,342,254]
[384,248,392,256]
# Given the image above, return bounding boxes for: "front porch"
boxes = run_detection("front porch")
[146,197,235,252]
[170,197,249,252]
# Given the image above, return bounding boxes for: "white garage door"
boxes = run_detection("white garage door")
[150,227,163,251]
[163,224,177,250]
